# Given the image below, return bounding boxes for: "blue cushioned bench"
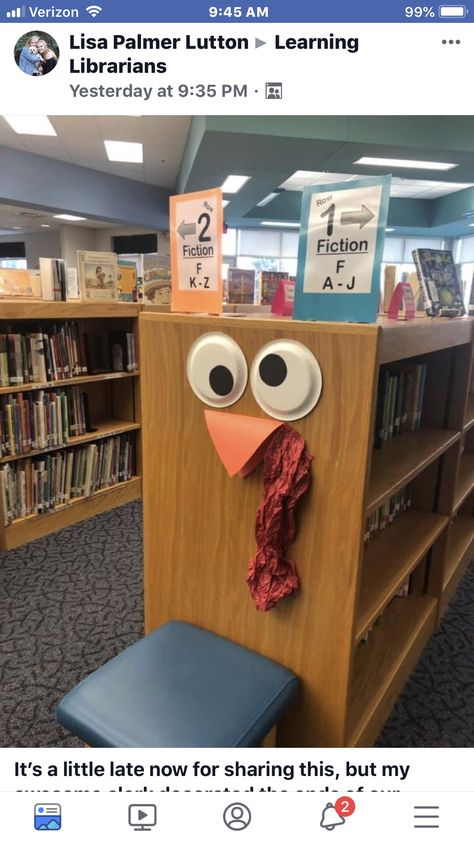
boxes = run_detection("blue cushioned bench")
[57,621,299,747]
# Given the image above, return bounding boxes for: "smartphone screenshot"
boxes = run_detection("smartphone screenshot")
[0,0,473,838]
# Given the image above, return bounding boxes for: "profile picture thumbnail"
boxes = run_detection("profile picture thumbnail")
[14,31,59,76]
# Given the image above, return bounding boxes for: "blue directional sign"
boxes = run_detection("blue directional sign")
[294,176,391,323]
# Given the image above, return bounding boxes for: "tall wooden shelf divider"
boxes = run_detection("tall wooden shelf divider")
[0,302,141,551]
[140,311,474,747]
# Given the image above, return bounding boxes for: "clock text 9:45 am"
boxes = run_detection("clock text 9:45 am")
[208,6,269,17]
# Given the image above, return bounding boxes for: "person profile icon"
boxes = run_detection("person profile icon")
[223,802,252,831]
[268,87,280,99]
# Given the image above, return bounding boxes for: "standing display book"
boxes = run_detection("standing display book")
[412,249,465,317]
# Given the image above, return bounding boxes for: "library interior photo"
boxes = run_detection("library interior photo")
[1,115,474,748]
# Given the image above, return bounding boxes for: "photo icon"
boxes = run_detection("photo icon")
[14,30,59,76]
[34,803,62,831]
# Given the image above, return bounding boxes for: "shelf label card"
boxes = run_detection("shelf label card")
[294,176,391,323]
[170,188,223,314]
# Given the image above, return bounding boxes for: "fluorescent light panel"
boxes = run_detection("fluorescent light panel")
[222,200,230,208]
[104,140,143,164]
[221,175,250,193]
[386,228,395,232]
[54,214,87,222]
[354,156,458,171]
[261,221,300,228]
[3,115,56,136]
[41,224,51,228]
[257,192,279,207]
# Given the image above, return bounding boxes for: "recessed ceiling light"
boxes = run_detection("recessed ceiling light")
[104,140,143,164]
[221,175,250,193]
[54,214,88,222]
[12,226,22,230]
[3,115,56,136]
[222,200,230,208]
[386,228,395,232]
[261,221,300,228]
[354,156,458,171]
[257,192,280,207]
[470,223,474,227]
[41,224,51,228]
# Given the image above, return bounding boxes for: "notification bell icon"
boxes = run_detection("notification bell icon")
[320,803,346,831]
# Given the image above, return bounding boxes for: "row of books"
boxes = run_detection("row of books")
[0,387,93,458]
[0,433,134,526]
[374,363,427,448]
[0,324,138,387]
[364,485,413,543]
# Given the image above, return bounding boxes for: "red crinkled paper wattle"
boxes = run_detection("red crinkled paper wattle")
[247,424,313,612]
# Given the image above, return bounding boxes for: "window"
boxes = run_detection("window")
[0,258,27,269]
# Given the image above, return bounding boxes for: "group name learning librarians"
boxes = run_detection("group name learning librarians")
[69,31,359,73]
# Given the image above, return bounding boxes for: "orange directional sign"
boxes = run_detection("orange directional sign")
[170,188,223,314]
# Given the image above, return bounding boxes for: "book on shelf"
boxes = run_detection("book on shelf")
[40,257,67,301]
[403,270,425,314]
[77,251,118,301]
[109,331,138,373]
[382,265,397,312]
[259,271,289,305]
[117,260,138,302]
[142,254,171,304]
[374,362,427,447]
[0,386,96,457]
[0,268,42,300]
[0,432,134,526]
[227,268,256,304]
[67,268,80,300]
[412,248,465,317]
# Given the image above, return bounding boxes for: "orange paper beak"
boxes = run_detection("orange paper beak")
[205,410,283,478]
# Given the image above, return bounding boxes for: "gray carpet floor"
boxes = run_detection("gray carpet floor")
[0,500,472,746]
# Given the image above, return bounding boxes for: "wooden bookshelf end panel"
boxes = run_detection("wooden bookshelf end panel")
[356,510,448,644]
[141,313,380,747]
[347,595,437,746]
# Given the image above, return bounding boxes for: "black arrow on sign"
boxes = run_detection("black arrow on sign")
[341,205,375,229]
[178,219,197,239]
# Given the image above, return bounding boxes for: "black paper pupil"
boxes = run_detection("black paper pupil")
[259,354,287,387]
[209,365,234,396]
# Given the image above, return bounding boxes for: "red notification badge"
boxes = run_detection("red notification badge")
[335,796,356,818]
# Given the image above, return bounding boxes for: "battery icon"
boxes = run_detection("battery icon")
[439,5,467,15]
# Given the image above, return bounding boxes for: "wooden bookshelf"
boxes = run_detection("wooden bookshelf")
[0,370,139,397]
[3,476,141,552]
[453,453,474,512]
[0,302,141,550]
[0,419,140,464]
[464,395,474,432]
[140,312,474,747]
[348,595,437,747]
[356,510,448,644]
[367,429,460,512]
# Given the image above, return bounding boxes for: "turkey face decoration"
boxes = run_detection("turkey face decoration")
[186,332,322,613]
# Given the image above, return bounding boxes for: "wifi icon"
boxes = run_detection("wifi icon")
[86,4,102,16]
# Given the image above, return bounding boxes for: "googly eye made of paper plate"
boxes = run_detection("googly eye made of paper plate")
[186,332,248,408]
[250,339,322,421]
